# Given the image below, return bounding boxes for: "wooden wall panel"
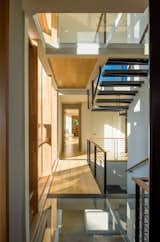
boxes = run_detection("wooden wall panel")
[29,43,38,221]
[0,1,9,241]
[38,60,54,177]
[38,58,43,178]
[42,74,52,176]
[51,89,58,163]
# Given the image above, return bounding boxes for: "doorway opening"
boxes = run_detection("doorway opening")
[62,104,82,159]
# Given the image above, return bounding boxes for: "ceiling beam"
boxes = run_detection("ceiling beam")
[46,43,146,58]
[23,0,148,15]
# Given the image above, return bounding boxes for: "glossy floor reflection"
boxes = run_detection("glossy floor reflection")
[57,197,127,242]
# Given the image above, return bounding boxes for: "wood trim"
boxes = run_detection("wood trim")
[127,158,148,172]
[132,177,149,192]
[37,13,51,35]
[29,43,38,222]
[51,13,59,29]
[0,1,9,241]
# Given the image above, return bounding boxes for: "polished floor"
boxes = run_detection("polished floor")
[61,137,86,159]
[49,159,100,194]
[59,210,125,242]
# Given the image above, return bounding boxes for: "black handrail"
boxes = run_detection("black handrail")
[94,145,97,178]
[127,158,148,172]
[94,13,104,42]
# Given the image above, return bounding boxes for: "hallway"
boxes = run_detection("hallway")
[0,1,154,241]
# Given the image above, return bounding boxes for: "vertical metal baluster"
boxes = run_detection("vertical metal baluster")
[87,139,91,167]
[92,80,94,107]
[94,145,97,178]
[135,184,140,242]
[104,151,107,194]
[141,189,145,242]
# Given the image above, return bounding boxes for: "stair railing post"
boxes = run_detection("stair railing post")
[135,184,140,242]
[87,139,91,166]
[141,189,145,242]
[104,151,107,194]
[94,144,97,178]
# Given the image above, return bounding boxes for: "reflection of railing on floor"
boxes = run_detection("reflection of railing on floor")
[133,177,149,242]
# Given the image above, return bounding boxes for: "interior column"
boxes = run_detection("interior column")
[149,1,160,240]
[0,1,9,241]
[9,0,29,241]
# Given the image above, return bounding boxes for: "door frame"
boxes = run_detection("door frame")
[62,103,81,151]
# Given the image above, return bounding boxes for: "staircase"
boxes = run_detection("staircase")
[88,58,149,114]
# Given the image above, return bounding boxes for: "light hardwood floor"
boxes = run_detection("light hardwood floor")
[49,159,100,194]
[61,137,86,159]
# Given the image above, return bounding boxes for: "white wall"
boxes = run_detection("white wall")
[126,10,149,241]
[127,8,148,43]
[127,79,149,242]
[127,90,149,242]
[80,101,125,152]
[127,80,149,193]
[127,8,149,193]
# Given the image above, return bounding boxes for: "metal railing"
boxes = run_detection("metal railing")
[88,137,127,161]
[87,137,127,194]
[127,158,148,173]
[87,139,107,194]
[133,177,149,242]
